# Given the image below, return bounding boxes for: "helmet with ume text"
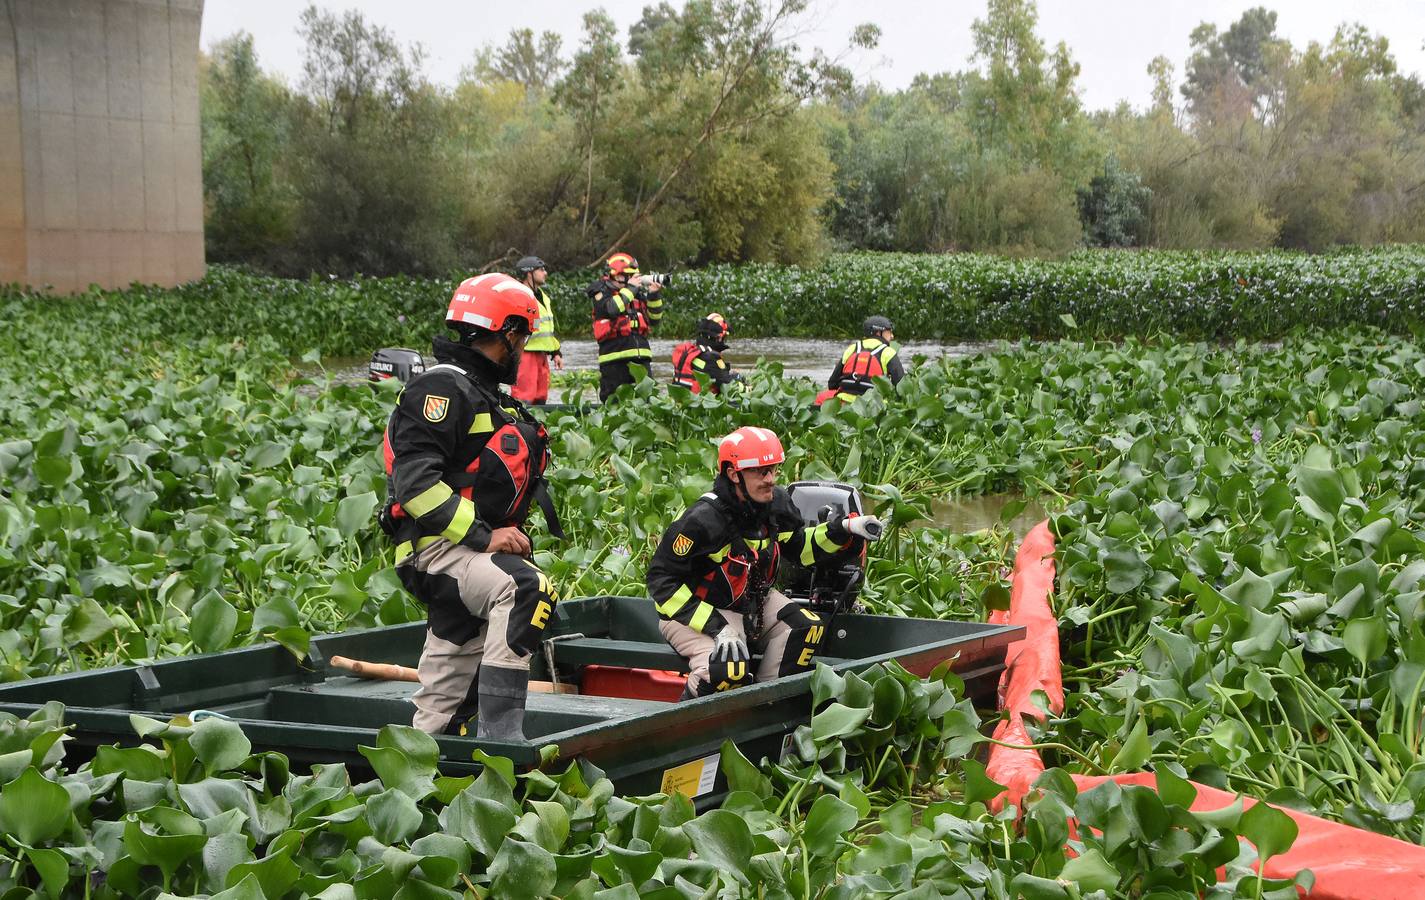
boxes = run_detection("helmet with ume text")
[446,273,539,335]
[717,426,785,473]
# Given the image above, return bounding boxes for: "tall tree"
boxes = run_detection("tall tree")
[473,29,566,98]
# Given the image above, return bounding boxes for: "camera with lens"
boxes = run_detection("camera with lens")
[643,272,673,287]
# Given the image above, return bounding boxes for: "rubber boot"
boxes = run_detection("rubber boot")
[475,666,529,742]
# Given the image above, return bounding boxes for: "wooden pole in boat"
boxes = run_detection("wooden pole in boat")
[328,655,576,694]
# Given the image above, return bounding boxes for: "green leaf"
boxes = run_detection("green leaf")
[336,491,379,538]
[1296,463,1345,523]
[445,788,517,859]
[191,717,252,775]
[719,739,771,800]
[811,703,872,742]
[69,596,118,643]
[803,795,858,858]
[0,767,73,845]
[25,846,70,899]
[1240,801,1299,864]
[682,809,752,884]
[1343,618,1387,667]
[1103,547,1148,593]
[191,592,239,653]
[1109,717,1151,772]
[368,788,424,844]
[490,838,557,897]
[1059,847,1119,893]
[959,759,1006,806]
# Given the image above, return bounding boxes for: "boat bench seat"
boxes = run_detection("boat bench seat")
[550,638,689,672]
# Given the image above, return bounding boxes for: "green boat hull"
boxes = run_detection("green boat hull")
[0,596,1022,800]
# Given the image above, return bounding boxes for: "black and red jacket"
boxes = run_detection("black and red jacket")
[588,276,663,365]
[381,337,556,562]
[645,475,862,635]
[671,340,739,394]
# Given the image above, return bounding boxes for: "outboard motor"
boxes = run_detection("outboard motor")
[368,348,425,384]
[779,481,868,615]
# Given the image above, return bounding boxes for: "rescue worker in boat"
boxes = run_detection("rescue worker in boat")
[588,252,665,403]
[509,255,562,405]
[380,273,564,741]
[816,315,904,405]
[671,312,740,395]
[645,426,884,699]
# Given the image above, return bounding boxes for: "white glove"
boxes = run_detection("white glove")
[845,514,885,541]
[711,628,750,664]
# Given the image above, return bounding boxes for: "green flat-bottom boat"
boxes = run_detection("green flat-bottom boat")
[0,596,1021,801]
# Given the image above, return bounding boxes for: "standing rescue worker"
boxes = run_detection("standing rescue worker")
[671,312,740,394]
[818,315,904,405]
[646,426,884,699]
[588,252,665,403]
[381,273,563,741]
[510,256,562,405]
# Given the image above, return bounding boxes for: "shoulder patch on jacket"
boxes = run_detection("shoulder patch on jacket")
[422,395,451,422]
[671,533,694,556]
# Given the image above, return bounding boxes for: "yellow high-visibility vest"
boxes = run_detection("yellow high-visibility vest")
[525,286,560,353]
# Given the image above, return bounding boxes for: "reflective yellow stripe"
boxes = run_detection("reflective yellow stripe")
[597,348,654,363]
[442,498,476,543]
[745,537,772,549]
[689,602,714,632]
[841,343,855,363]
[612,296,627,313]
[405,482,453,518]
[777,530,794,542]
[882,345,898,363]
[708,544,731,562]
[800,535,817,566]
[469,413,494,435]
[656,584,694,617]
[815,526,843,553]
[692,358,706,370]
[393,535,441,564]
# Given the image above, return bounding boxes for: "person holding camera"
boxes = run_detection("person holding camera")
[645,426,884,700]
[510,256,562,405]
[587,252,666,403]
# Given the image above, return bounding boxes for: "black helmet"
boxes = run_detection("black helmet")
[515,256,546,276]
[697,313,730,350]
[863,315,894,336]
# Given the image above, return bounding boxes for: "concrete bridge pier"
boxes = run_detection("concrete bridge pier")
[1,0,205,293]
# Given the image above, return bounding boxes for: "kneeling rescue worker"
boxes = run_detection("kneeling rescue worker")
[817,315,904,405]
[380,272,564,740]
[646,426,884,699]
[671,312,740,394]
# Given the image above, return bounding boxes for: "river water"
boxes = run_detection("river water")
[316,337,998,386]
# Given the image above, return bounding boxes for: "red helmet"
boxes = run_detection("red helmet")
[605,252,640,277]
[718,426,785,472]
[446,273,538,334]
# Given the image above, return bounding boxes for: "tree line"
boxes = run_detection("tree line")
[200,0,1425,276]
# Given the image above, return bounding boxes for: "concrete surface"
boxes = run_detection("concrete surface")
[1,0,205,293]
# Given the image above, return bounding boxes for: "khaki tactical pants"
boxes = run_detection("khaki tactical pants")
[659,589,828,696]
[396,539,556,734]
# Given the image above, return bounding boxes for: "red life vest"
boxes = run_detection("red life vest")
[836,339,891,394]
[671,341,703,393]
[382,398,552,530]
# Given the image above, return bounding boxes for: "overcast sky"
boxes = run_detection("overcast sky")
[201,0,1425,113]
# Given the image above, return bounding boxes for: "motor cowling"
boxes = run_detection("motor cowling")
[368,348,426,384]
[778,481,867,614]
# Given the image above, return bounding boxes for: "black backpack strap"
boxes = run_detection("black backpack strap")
[534,480,565,540]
